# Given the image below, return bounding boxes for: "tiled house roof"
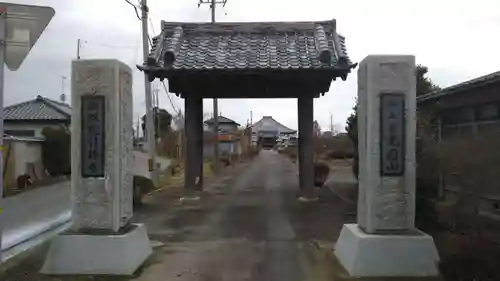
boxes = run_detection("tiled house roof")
[417,70,500,103]
[4,95,72,121]
[204,115,240,126]
[142,20,355,75]
[251,116,296,134]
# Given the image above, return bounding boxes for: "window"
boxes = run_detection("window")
[457,124,474,137]
[4,130,35,137]
[477,121,500,134]
[442,106,475,125]
[442,126,459,140]
[477,103,499,121]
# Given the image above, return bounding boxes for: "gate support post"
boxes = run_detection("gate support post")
[182,95,202,200]
[297,95,317,201]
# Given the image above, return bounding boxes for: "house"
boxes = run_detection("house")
[417,70,500,225]
[3,135,46,192]
[204,115,240,132]
[203,115,242,158]
[417,71,500,140]
[4,95,71,138]
[250,116,296,147]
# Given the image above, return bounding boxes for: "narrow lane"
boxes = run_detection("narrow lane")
[138,150,350,281]
[0,150,354,280]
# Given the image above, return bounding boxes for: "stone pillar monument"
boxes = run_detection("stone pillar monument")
[334,55,439,277]
[41,59,152,275]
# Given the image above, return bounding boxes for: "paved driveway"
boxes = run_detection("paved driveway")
[2,151,370,280]
[134,150,357,281]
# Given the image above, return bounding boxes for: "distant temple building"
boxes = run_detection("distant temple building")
[250,116,296,148]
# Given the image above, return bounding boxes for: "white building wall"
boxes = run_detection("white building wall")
[4,122,67,138]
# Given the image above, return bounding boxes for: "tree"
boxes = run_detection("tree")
[141,107,173,139]
[416,64,441,96]
[41,127,71,176]
[345,64,441,178]
[345,102,359,178]
[313,120,322,137]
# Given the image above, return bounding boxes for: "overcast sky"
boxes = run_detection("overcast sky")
[5,0,500,131]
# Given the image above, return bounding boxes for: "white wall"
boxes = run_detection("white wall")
[12,141,43,177]
[4,123,64,138]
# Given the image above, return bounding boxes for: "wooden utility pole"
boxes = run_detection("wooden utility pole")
[76,38,86,60]
[329,112,334,133]
[77,38,81,60]
[140,0,158,185]
[197,0,227,173]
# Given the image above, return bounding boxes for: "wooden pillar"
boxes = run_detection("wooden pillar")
[184,95,202,197]
[196,98,204,191]
[298,96,316,200]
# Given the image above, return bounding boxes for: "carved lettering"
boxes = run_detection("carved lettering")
[81,95,105,178]
[380,93,405,176]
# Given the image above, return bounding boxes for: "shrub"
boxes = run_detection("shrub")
[414,108,441,229]
[439,235,500,281]
[438,131,500,235]
[41,127,71,176]
[345,102,358,179]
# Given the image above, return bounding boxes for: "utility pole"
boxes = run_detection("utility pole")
[77,39,80,60]
[329,112,333,133]
[76,38,86,60]
[140,0,158,185]
[0,12,6,250]
[210,0,219,173]
[136,117,140,139]
[60,75,67,102]
[153,85,160,139]
[198,0,227,173]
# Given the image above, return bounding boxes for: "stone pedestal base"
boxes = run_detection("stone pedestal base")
[335,224,440,277]
[40,224,152,275]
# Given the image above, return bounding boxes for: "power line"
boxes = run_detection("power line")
[124,0,152,48]
[139,0,158,185]
[98,43,138,49]
[149,18,156,35]
[124,0,141,20]
[197,0,228,8]
[147,15,178,116]
[160,80,181,116]
[148,35,153,47]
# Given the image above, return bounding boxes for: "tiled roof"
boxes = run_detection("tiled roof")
[205,115,240,126]
[251,116,296,134]
[4,95,72,121]
[142,20,355,74]
[417,70,500,103]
